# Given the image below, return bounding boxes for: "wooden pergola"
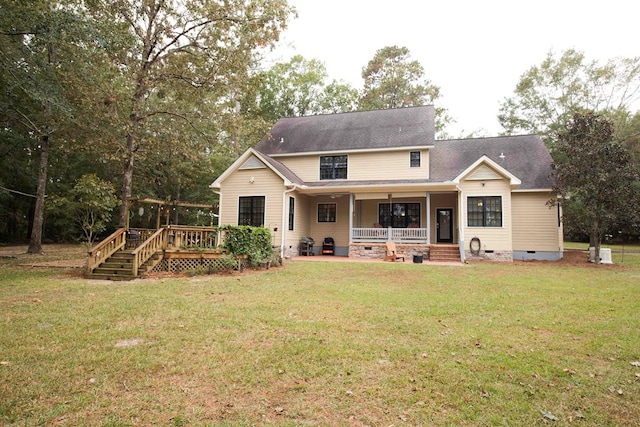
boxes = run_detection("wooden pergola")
[125,197,218,230]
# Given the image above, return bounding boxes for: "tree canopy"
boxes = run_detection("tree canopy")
[359,46,452,137]
[86,0,294,226]
[552,112,640,261]
[256,55,358,121]
[498,49,640,149]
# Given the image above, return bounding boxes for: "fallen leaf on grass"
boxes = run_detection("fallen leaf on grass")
[608,386,624,395]
[0,361,10,366]
[631,361,640,367]
[540,409,558,421]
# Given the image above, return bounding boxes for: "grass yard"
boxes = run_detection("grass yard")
[1,246,639,426]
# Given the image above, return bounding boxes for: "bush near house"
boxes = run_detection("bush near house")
[219,225,280,268]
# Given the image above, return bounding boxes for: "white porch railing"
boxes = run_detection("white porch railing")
[351,227,429,244]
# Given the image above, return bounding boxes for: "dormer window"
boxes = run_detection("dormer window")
[320,155,347,180]
[410,151,421,167]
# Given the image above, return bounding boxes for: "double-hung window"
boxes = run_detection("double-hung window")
[410,151,421,167]
[238,196,265,226]
[288,197,295,231]
[317,203,336,222]
[467,196,502,227]
[320,155,347,180]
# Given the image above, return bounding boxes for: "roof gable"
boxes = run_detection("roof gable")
[255,105,435,155]
[239,155,266,170]
[466,164,503,181]
[210,148,302,189]
[453,155,522,187]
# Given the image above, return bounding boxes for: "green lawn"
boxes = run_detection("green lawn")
[1,247,639,426]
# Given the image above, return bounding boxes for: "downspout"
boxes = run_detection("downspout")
[281,184,298,259]
[456,185,466,263]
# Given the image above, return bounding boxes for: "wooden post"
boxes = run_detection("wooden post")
[155,203,161,230]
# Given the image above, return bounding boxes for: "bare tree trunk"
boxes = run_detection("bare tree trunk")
[118,133,136,227]
[592,220,601,265]
[27,43,56,254]
[27,133,48,254]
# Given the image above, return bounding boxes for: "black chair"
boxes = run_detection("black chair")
[322,237,334,255]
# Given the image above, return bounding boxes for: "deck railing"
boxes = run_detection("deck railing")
[87,228,127,273]
[87,225,221,277]
[351,227,428,244]
[167,225,217,249]
[131,228,166,277]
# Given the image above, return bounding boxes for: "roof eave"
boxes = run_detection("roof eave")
[266,145,435,158]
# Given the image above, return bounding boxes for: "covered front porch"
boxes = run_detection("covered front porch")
[349,191,460,245]
[301,189,463,262]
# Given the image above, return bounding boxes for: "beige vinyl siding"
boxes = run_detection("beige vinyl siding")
[356,199,380,228]
[309,196,350,247]
[460,177,512,251]
[218,167,284,228]
[512,192,562,251]
[283,193,312,253]
[276,150,430,182]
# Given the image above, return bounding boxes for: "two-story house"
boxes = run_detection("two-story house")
[210,105,563,262]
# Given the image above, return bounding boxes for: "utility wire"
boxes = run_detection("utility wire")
[0,185,44,198]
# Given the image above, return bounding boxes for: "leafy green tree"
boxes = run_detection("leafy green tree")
[498,49,640,149]
[86,0,294,227]
[48,174,119,247]
[257,55,358,121]
[359,46,451,136]
[552,112,640,263]
[0,0,108,252]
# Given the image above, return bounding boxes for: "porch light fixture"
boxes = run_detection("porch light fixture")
[249,176,255,184]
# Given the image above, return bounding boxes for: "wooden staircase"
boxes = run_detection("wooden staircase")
[429,244,461,262]
[87,249,163,281]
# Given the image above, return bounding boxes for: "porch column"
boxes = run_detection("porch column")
[426,192,431,244]
[349,193,354,243]
[457,187,466,262]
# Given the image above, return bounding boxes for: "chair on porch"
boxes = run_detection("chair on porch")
[384,241,405,262]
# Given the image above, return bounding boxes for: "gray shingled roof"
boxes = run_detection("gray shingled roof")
[256,152,304,185]
[255,105,436,155]
[429,135,555,190]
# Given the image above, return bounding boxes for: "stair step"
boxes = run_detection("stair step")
[92,268,135,276]
[430,246,461,262]
[87,273,136,281]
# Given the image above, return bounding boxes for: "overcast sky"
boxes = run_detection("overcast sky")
[268,0,639,136]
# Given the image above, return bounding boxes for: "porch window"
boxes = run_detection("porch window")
[410,151,421,167]
[320,155,347,180]
[379,203,420,228]
[288,196,295,231]
[238,196,265,226]
[318,203,336,222]
[467,196,502,227]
